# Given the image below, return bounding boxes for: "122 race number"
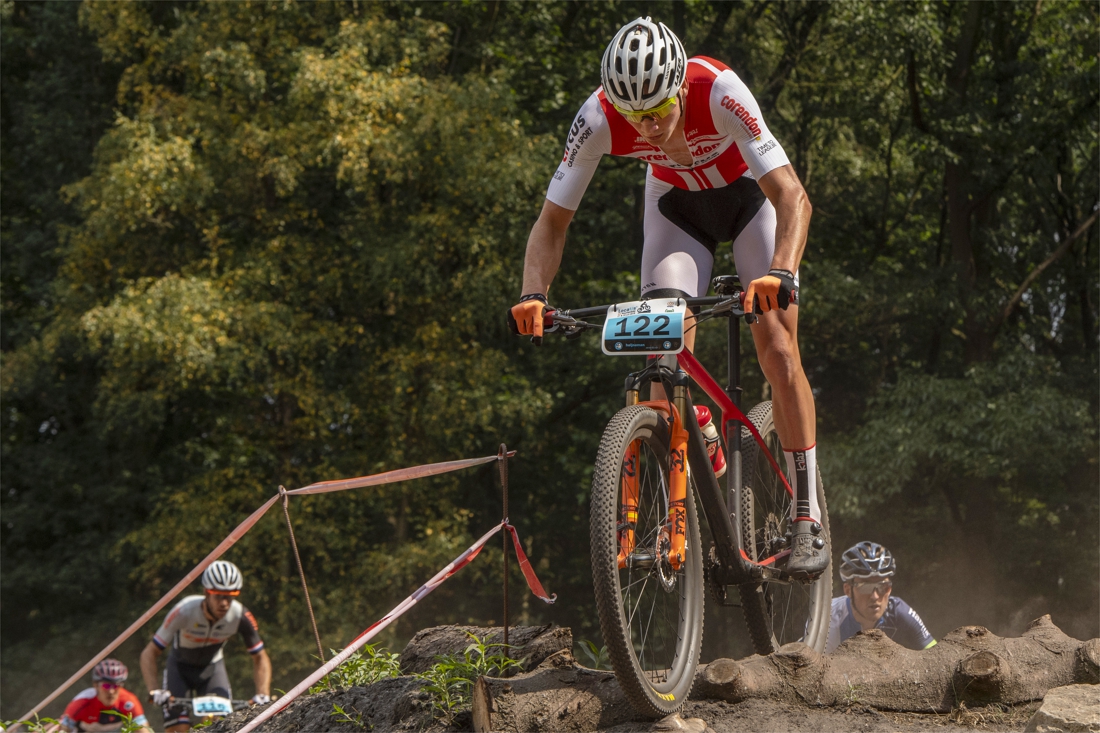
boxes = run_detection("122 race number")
[601,299,686,356]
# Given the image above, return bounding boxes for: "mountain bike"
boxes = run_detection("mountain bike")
[542,275,831,717]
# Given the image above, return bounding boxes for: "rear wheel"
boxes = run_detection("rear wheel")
[738,400,832,655]
[590,405,704,717]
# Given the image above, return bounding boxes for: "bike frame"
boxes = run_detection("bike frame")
[593,296,797,585]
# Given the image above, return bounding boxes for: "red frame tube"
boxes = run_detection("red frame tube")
[676,349,794,499]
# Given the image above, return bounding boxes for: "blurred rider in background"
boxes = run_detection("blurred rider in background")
[139,561,271,732]
[826,541,937,653]
[59,659,153,733]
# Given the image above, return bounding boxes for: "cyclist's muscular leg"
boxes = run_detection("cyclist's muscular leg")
[749,305,829,579]
[749,306,814,447]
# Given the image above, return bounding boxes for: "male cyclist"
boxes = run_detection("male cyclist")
[59,659,153,733]
[139,561,271,732]
[826,541,937,653]
[508,17,827,577]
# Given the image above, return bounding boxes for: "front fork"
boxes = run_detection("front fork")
[617,371,689,572]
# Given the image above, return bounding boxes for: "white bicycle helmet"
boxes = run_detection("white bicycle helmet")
[601,17,687,113]
[201,560,243,593]
[92,658,129,683]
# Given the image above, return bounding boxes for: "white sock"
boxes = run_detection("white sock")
[783,444,819,523]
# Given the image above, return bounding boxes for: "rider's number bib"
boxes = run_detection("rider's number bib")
[602,299,687,356]
[192,696,234,716]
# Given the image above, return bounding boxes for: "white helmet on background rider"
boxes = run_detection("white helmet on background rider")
[201,560,243,594]
[600,17,687,113]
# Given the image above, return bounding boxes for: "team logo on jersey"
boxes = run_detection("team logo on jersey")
[719,95,762,138]
[567,117,587,144]
[553,170,565,180]
[565,127,593,167]
[124,701,134,711]
[756,140,777,155]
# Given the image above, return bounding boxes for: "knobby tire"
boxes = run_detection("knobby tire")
[590,405,704,718]
[738,400,832,655]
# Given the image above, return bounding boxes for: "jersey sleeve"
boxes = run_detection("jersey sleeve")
[893,598,937,650]
[239,606,265,654]
[709,70,791,180]
[119,691,147,725]
[152,598,188,650]
[544,92,612,211]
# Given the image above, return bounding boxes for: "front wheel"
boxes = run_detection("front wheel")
[738,400,832,655]
[590,405,704,717]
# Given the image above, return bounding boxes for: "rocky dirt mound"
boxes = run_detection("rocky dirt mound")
[208,618,1097,733]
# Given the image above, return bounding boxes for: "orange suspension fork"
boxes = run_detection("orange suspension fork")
[667,381,689,572]
[616,395,687,571]
[618,388,640,568]
[618,440,640,567]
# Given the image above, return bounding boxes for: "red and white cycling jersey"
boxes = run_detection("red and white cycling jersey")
[61,688,147,732]
[546,56,790,210]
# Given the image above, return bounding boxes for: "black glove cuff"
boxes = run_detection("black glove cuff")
[767,269,799,308]
[519,293,548,305]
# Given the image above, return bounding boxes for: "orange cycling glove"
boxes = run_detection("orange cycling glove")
[508,294,548,340]
[744,269,798,315]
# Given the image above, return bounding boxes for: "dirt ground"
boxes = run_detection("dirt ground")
[208,679,1042,733]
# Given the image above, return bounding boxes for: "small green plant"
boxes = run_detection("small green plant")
[414,632,526,724]
[309,644,402,693]
[842,676,863,708]
[578,639,610,670]
[98,709,148,733]
[1,716,63,733]
[190,717,216,730]
[330,703,370,730]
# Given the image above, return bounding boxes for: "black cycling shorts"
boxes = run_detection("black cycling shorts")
[162,655,232,727]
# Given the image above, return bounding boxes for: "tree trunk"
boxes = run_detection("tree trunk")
[398,624,571,675]
[697,615,1097,713]
[469,617,1097,731]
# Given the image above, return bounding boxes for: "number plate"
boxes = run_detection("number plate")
[602,299,687,356]
[191,696,234,717]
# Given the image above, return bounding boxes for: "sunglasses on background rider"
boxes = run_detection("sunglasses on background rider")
[96,682,120,691]
[613,93,679,123]
[851,579,892,596]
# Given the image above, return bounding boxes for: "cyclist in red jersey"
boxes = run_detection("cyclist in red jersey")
[509,17,828,578]
[59,659,153,733]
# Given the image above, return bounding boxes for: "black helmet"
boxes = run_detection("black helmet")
[839,541,895,581]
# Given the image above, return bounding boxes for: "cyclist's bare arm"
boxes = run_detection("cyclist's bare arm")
[756,165,812,274]
[521,199,575,297]
[252,649,272,697]
[139,641,162,694]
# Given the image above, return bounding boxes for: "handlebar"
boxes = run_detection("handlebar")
[541,293,752,339]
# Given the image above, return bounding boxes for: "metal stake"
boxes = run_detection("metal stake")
[498,444,510,650]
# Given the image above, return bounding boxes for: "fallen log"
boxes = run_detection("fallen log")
[472,650,642,732]
[697,615,1099,713]
[398,624,572,674]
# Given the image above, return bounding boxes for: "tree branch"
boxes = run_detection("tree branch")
[995,208,1099,334]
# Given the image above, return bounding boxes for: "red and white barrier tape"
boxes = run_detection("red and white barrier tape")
[14,453,504,729]
[238,521,554,733]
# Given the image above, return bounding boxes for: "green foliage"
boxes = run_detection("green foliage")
[413,633,525,724]
[308,644,402,693]
[329,704,369,730]
[577,639,609,670]
[0,717,63,733]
